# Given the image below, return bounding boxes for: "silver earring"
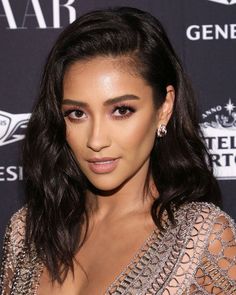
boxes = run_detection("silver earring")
[156,124,167,137]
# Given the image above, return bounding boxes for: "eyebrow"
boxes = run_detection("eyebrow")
[62,94,140,107]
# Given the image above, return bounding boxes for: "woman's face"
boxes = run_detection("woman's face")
[62,56,172,192]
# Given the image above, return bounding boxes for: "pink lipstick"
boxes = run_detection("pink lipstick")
[87,157,119,173]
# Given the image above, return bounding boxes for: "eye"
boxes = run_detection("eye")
[63,109,86,120]
[112,105,135,119]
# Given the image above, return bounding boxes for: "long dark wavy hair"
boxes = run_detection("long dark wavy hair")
[23,6,221,283]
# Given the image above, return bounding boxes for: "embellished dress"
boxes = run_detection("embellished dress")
[1,202,236,294]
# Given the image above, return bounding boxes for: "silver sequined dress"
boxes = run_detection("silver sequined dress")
[1,202,236,294]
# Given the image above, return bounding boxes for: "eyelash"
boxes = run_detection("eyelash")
[113,104,136,119]
[63,104,136,121]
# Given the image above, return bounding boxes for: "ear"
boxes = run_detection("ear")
[156,85,175,128]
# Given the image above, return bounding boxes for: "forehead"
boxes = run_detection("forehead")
[63,56,153,103]
[64,55,140,77]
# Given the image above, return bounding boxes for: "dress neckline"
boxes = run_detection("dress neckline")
[34,226,160,295]
[104,226,162,294]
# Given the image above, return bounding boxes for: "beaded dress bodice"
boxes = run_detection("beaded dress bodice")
[1,202,236,295]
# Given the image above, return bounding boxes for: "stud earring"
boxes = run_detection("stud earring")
[156,124,167,137]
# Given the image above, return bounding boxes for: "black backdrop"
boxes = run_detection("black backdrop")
[1,0,236,254]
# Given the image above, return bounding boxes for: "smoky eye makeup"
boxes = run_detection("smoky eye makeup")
[63,109,84,117]
[61,101,137,122]
[111,104,136,119]
[62,107,86,121]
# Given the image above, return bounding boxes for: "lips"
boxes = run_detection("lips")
[87,157,119,173]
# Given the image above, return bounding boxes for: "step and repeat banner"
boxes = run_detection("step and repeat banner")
[1,0,236,251]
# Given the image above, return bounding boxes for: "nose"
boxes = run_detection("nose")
[87,120,111,152]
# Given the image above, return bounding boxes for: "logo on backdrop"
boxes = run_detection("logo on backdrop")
[0,0,77,29]
[186,24,236,40]
[0,110,31,146]
[200,99,236,180]
[186,0,236,40]
[207,0,236,4]
[0,166,23,181]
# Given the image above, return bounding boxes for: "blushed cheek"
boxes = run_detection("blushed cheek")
[65,128,82,157]
[65,127,74,148]
[118,116,156,153]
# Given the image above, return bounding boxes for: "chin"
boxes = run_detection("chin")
[86,176,126,194]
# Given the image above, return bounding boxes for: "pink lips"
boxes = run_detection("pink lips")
[87,157,119,173]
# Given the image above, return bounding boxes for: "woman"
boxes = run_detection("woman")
[1,6,236,295]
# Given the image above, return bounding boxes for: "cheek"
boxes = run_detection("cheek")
[117,113,156,154]
[65,126,85,158]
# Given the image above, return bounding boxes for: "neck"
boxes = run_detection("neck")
[85,175,158,222]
